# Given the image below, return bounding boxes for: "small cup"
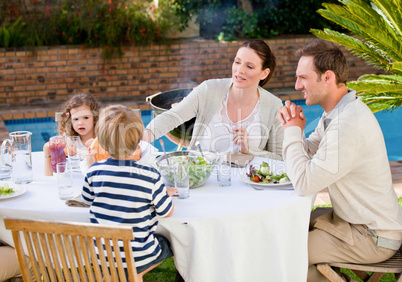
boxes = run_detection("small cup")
[173,161,189,199]
[57,162,73,200]
[66,136,81,172]
[216,152,231,187]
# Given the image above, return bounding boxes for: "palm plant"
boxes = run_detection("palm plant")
[311,0,402,112]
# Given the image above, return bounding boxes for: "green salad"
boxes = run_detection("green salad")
[158,156,214,188]
[0,183,15,196]
[246,161,290,184]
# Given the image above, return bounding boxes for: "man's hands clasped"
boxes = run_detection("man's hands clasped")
[276,100,306,130]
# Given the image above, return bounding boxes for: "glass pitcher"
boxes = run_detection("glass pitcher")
[49,136,66,173]
[1,131,33,184]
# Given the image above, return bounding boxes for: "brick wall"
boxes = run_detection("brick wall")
[0,35,385,109]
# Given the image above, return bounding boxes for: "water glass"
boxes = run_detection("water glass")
[66,136,81,172]
[216,152,231,187]
[0,146,12,181]
[57,162,73,200]
[173,161,189,199]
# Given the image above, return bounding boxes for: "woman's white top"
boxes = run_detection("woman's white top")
[198,92,262,153]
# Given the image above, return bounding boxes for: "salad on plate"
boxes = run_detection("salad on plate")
[246,161,290,184]
[0,183,15,196]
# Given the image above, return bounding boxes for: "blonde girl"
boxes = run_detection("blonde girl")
[43,93,101,176]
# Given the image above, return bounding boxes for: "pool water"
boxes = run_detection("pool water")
[4,117,58,152]
[295,101,402,161]
[4,110,178,153]
[4,105,402,161]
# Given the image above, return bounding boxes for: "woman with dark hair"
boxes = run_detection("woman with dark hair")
[144,39,283,160]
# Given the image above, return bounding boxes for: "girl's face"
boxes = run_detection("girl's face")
[232,47,270,90]
[70,105,95,140]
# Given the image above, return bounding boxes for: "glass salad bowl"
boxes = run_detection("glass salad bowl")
[154,150,216,188]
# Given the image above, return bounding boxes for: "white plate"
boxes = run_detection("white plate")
[241,157,293,189]
[0,182,27,200]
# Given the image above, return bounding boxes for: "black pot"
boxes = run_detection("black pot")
[146,88,196,143]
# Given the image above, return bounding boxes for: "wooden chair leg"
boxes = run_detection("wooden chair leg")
[352,270,370,281]
[317,264,346,282]
[366,272,385,282]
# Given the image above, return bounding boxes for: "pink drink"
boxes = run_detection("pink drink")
[49,136,67,172]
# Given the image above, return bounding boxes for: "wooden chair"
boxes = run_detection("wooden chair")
[4,218,139,282]
[317,245,402,282]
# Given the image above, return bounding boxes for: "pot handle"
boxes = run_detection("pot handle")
[146,92,162,103]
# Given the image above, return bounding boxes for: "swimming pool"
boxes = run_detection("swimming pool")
[295,101,402,161]
[4,110,178,153]
[4,105,402,161]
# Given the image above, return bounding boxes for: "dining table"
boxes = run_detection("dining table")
[0,151,315,282]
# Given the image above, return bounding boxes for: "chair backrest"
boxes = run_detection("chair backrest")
[4,218,138,282]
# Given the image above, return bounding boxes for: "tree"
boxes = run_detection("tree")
[311,0,402,112]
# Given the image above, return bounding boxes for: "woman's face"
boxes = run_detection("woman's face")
[232,47,270,90]
[70,105,95,139]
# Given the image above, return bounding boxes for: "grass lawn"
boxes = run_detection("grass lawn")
[144,198,402,282]
[143,257,176,281]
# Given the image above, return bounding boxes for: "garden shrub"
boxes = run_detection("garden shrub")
[0,0,346,58]
[0,0,182,59]
[174,0,344,40]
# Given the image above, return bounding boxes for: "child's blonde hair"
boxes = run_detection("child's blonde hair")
[97,105,144,159]
[58,93,101,136]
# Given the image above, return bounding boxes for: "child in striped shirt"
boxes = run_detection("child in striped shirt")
[81,104,177,280]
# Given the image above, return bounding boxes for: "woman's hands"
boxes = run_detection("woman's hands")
[233,126,249,154]
[142,129,156,143]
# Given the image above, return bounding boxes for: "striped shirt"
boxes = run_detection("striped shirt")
[81,158,173,268]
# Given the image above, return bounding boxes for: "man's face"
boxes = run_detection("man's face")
[295,56,326,107]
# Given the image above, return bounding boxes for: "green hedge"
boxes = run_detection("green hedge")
[1,0,346,57]
[0,0,181,59]
[174,0,344,40]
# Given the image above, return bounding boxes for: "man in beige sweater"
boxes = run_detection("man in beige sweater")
[277,39,402,281]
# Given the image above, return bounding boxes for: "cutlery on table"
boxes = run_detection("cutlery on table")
[195,141,205,158]
[159,139,170,165]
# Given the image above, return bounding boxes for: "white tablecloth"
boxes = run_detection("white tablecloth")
[0,152,314,282]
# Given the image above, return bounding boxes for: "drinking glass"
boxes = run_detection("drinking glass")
[66,136,81,172]
[173,161,189,199]
[0,146,12,180]
[57,162,73,200]
[216,152,231,187]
